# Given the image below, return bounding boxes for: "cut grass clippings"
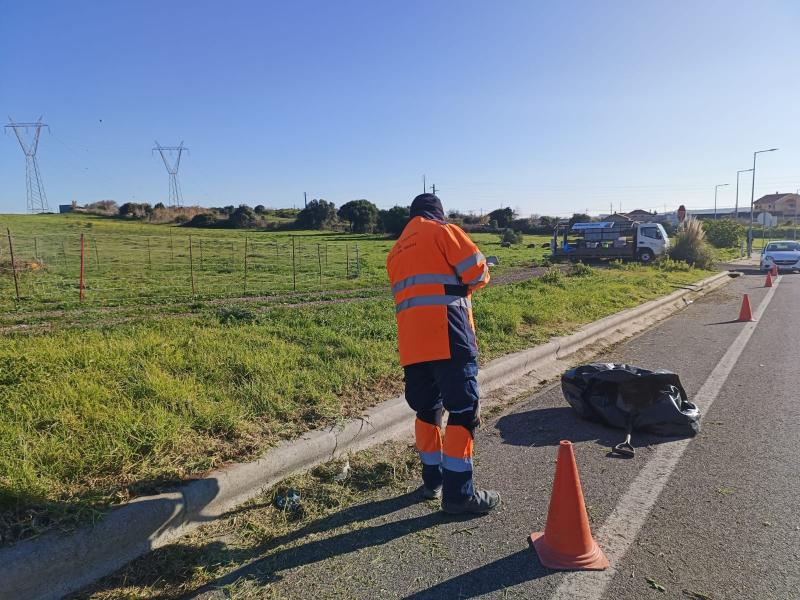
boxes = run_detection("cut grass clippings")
[0,262,713,544]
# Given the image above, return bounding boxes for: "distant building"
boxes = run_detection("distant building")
[624,209,657,221]
[605,212,635,224]
[753,193,800,215]
[58,201,81,214]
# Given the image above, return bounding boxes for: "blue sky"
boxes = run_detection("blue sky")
[1,0,799,216]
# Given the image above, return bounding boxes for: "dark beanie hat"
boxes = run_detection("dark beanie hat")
[409,193,445,222]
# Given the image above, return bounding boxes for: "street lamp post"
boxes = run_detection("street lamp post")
[714,183,729,220]
[735,168,753,221]
[748,148,779,257]
[795,188,799,241]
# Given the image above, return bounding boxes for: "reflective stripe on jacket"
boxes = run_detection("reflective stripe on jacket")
[386,216,490,366]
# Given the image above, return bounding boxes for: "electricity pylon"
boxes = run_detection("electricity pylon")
[5,117,50,213]
[153,141,188,207]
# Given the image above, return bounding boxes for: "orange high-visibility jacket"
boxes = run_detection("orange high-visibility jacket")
[386,216,490,366]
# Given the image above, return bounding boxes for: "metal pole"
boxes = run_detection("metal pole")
[748,148,778,256]
[317,243,322,285]
[6,228,20,301]
[714,186,718,220]
[291,236,297,291]
[243,236,248,293]
[189,235,196,295]
[749,153,756,256]
[795,188,799,241]
[735,169,753,222]
[79,234,85,302]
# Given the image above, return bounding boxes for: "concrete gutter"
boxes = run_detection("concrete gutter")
[0,270,733,600]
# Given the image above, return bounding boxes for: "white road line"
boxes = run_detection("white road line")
[549,278,781,600]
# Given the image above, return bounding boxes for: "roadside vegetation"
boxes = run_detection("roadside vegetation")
[0,246,713,542]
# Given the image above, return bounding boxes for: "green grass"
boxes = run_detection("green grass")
[0,253,713,540]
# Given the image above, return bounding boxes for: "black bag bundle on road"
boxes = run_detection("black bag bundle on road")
[561,363,700,437]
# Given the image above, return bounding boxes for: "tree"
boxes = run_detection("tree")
[703,220,743,248]
[568,213,592,226]
[153,202,166,210]
[538,216,560,230]
[338,199,379,233]
[229,204,259,228]
[487,207,515,229]
[118,202,153,219]
[254,205,266,214]
[296,199,338,230]
[500,228,523,245]
[379,206,410,236]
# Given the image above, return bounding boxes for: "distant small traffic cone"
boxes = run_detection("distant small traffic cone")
[771,264,779,277]
[529,441,609,570]
[738,294,754,322]
[765,272,773,287]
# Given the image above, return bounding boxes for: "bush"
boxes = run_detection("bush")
[229,205,259,229]
[570,262,594,277]
[703,220,743,248]
[216,306,257,325]
[183,213,222,228]
[669,218,714,269]
[539,267,564,286]
[656,257,691,272]
[500,228,523,245]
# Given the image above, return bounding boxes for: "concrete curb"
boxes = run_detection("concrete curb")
[0,271,733,600]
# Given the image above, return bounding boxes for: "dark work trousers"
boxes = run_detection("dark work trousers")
[403,357,480,503]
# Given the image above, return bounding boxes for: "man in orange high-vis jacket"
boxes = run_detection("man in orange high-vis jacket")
[386,194,500,514]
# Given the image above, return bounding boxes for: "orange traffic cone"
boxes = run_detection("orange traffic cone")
[738,294,754,322]
[529,440,609,570]
[765,272,773,287]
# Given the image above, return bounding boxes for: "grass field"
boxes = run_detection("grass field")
[0,212,717,544]
[0,214,553,312]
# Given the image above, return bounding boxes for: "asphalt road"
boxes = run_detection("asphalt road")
[192,269,799,600]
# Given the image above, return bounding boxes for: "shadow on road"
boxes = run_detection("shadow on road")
[495,405,683,451]
[400,548,552,599]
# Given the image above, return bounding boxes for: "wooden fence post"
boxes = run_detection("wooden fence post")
[346,244,349,278]
[147,237,152,270]
[6,229,20,302]
[169,229,174,263]
[355,244,360,277]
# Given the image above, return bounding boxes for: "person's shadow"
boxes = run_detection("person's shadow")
[495,405,682,453]
[400,549,551,599]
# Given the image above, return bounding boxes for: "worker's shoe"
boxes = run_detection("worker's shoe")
[421,485,442,500]
[442,490,501,515]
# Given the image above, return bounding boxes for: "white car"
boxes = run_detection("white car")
[760,240,800,273]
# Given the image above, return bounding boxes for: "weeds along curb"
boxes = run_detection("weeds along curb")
[0,271,733,600]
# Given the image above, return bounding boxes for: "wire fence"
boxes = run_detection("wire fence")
[0,229,374,311]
